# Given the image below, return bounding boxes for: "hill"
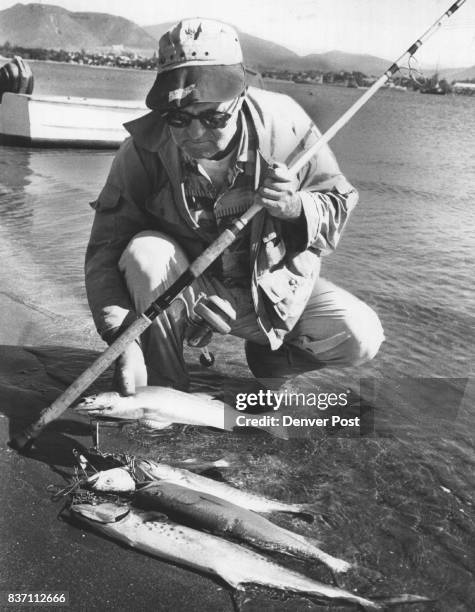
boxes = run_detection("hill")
[143,23,301,71]
[439,65,475,82]
[0,3,157,51]
[144,23,392,75]
[297,51,390,75]
[3,5,470,78]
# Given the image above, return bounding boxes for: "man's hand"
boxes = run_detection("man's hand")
[114,341,147,396]
[257,162,302,220]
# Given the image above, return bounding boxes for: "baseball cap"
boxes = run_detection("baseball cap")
[146,18,246,111]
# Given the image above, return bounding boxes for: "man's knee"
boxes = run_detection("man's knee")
[120,230,189,284]
[299,302,385,367]
[245,302,384,381]
[342,303,385,366]
[119,231,189,312]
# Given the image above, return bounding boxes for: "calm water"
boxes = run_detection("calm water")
[1,61,475,610]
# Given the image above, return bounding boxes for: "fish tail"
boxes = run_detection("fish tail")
[370,594,433,607]
[290,503,320,523]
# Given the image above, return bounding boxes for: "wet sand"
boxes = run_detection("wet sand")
[0,293,235,612]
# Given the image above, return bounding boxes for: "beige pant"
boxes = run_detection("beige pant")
[119,231,385,389]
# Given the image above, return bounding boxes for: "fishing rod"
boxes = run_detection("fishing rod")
[9,0,466,451]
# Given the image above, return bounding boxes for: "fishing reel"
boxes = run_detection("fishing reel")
[184,294,236,367]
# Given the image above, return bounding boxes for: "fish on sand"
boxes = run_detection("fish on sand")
[69,502,386,610]
[135,480,351,574]
[137,458,316,520]
[75,386,288,439]
[87,467,136,493]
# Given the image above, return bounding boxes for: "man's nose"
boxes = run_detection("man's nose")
[187,118,207,139]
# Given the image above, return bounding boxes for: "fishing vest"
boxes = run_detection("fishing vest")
[179,113,258,284]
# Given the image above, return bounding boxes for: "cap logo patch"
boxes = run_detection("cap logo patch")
[168,83,197,102]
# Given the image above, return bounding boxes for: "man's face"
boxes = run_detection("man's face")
[166,98,242,159]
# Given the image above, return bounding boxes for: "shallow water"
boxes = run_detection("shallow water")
[1,63,475,610]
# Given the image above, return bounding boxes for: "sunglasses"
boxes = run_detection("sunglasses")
[162,96,242,129]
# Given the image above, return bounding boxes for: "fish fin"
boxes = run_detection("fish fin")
[210,459,232,468]
[139,418,173,430]
[292,503,321,523]
[140,511,169,523]
[178,457,232,473]
[192,391,216,401]
[137,482,204,505]
[371,594,433,606]
[287,531,323,547]
[71,502,130,523]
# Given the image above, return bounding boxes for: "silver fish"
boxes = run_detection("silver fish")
[69,502,382,609]
[136,459,316,520]
[87,467,136,493]
[75,387,288,439]
[135,481,351,574]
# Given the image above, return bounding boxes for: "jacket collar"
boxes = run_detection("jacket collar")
[123,110,171,152]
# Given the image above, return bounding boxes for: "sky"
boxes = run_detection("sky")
[1,0,474,67]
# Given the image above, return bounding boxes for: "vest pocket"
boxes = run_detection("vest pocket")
[258,265,312,321]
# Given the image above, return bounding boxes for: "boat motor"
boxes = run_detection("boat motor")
[0,56,34,101]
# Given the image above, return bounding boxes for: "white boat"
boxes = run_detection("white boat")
[0,56,147,148]
[0,92,147,149]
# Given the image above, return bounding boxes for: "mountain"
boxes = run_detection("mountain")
[297,51,391,75]
[144,24,392,76]
[143,23,301,70]
[2,5,469,78]
[0,3,157,51]
[439,65,475,82]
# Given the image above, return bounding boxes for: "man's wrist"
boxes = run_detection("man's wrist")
[285,194,303,222]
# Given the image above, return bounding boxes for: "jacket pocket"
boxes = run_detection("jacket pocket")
[258,265,312,321]
[89,182,121,212]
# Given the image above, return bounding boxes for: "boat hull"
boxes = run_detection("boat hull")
[0,92,148,148]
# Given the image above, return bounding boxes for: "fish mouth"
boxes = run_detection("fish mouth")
[74,397,111,416]
[70,502,130,524]
[74,396,98,411]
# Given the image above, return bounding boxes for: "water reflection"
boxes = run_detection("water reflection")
[0,146,115,317]
[0,147,34,223]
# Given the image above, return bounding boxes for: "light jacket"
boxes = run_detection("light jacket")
[85,87,358,349]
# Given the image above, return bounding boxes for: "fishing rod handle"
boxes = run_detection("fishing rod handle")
[9,314,152,451]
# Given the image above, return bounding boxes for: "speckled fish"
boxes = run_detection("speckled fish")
[75,387,288,439]
[69,502,384,609]
[136,459,316,520]
[135,481,351,574]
